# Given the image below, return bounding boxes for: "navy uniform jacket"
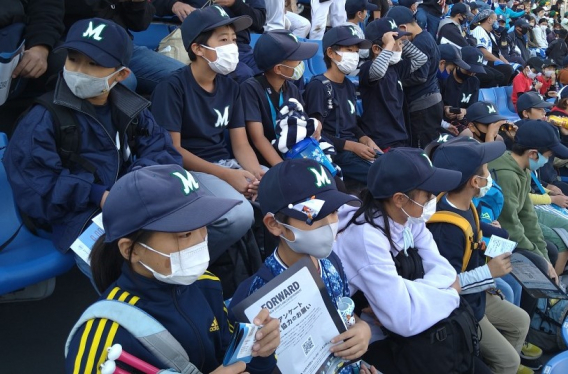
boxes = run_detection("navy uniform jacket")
[66,266,276,373]
[3,77,182,252]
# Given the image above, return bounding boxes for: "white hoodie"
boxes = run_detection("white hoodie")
[333,205,460,342]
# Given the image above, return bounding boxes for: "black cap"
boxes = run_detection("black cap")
[432,137,506,187]
[451,3,474,18]
[516,91,553,112]
[542,58,558,68]
[515,18,531,28]
[55,18,132,67]
[258,159,360,224]
[386,6,416,26]
[461,46,486,74]
[563,55,568,67]
[367,147,462,198]
[438,44,471,70]
[181,6,252,51]
[345,0,378,14]
[399,0,418,8]
[497,14,506,22]
[469,2,482,10]
[466,101,507,124]
[365,18,412,45]
[322,25,372,51]
[515,120,568,158]
[526,56,544,73]
[254,30,318,71]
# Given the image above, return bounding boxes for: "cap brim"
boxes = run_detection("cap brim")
[416,167,463,194]
[474,113,507,123]
[54,42,119,68]
[454,59,472,71]
[480,141,507,164]
[143,195,241,233]
[550,142,568,159]
[394,30,412,39]
[532,101,554,109]
[281,190,360,223]
[468,64,486,74]
[287,41,319,62]
[337,37,372,49]
[204,15,253,34]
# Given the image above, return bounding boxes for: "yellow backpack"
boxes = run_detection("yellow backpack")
[427,193,485,272]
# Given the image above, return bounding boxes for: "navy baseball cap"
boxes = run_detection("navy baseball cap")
[258,159,360,224]
[323,25,372,51]
[254,30,318,71]
[365,18,412,45]
[451,3,474,18]
[439,44,471,70]
[345,0,378,14]
[526,56,544,73]
[399,0,418,8]
[103,165,241,242]
[516,91,553,113]
[181,6,252,51]
[496,14,506,23]
[515,120,568,158]
[432,137,506,187]
[515,18,531,28]
[368,147,463,198]
[461,46,486,74]
[386,6,416,25]
[542,58,557,68]
[55,18,132,67]
[466,101,507,124]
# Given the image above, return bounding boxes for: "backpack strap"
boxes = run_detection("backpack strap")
[311,75,335,117]
[428,193,483,272]
[65,300,201,374]
[34,93,101,182]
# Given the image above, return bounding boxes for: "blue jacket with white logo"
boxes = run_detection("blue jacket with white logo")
[65,266,276,373]
[3,77,182,252]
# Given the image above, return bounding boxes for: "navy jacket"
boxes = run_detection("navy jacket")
[66,266,276,373]
[3,77,182,252]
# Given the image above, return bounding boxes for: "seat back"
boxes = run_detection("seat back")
[478,88,497,104]
[131,23,178,51]
[503,85,516,113]
[563,319,568,345]
[0,133,22,245]
[543,351,568,374]
[306,40,326,76]
[493,86,519,121]
[249,33,261,49]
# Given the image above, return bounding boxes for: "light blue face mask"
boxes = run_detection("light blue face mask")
[529,152,549,171]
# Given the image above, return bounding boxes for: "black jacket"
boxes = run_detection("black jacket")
[0,0,65,50]
[547,39,568,65]
[64,0,155,34]
[505,30,531,64]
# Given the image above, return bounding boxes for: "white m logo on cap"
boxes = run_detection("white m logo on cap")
[215,5,229,17]
[172,171,199,195]
[389,20,397,30]
[349,26,358,36]
[487,105,497,114]
[477,55,484,63]
[83,22,106,41]
[214,106,230,127]
[309,165,331,188]
[461,93,472,103]
[438,134,450,143]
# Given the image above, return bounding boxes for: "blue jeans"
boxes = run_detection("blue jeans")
[128,44,186,95]
[415,8,441,39]
[495,274,522,307]
[334,150,371,184]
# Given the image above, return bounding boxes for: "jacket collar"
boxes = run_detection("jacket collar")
[117,263,180,303]
[53,75,150,122]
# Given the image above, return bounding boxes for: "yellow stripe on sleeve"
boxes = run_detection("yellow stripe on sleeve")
[73,319,95,374]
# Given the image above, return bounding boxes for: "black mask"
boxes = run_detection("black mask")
[474,124,488,142]
[459,16,467,25]
[520,27,529,35]
[456,68,471,81]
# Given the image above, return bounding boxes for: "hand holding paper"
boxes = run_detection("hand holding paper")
[484,235,517,258]
[252,308,281,357]
[487,253,513,278]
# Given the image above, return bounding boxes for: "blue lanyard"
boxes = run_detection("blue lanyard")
[266,90,284,132]
[530,171,548,195]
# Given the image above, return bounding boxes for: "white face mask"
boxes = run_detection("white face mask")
[527,71,537,79]
[200,44,239,75]
[389,51,402,65]
[476,174,493,198]
[63,66,124,99]
[545,70,554,78]
[138,239,210,286]
[279,61,305,81]
[401,195,436,225]
[333,51,359,75]
[541,25,548,30]
[277,219,338,259]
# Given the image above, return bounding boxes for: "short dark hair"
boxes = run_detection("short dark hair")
[187,29,215,62]
[450,165,484,194]
[347,11,360,20]
[324,45,342,69]
[511,143,549,156]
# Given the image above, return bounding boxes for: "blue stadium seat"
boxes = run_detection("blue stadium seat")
[249,33,261,50]
[306,39,327,76]
[493,86,519,122]
[478,87,497,104]
[130,23,178,51]
[542,351,568,374]
[563,319,568,345]
[0,133,75,296]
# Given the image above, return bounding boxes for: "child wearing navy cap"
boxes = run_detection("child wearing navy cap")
[230,158,372,374]
[343,0,379,60]
[304,25,380,184]
[429,137,532,374]
[3,18,182,278]
[358,17,427,149]
[333,148,481,373]
[65,164,280,374]
[151,6,265,262]
[242,30,319,167]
